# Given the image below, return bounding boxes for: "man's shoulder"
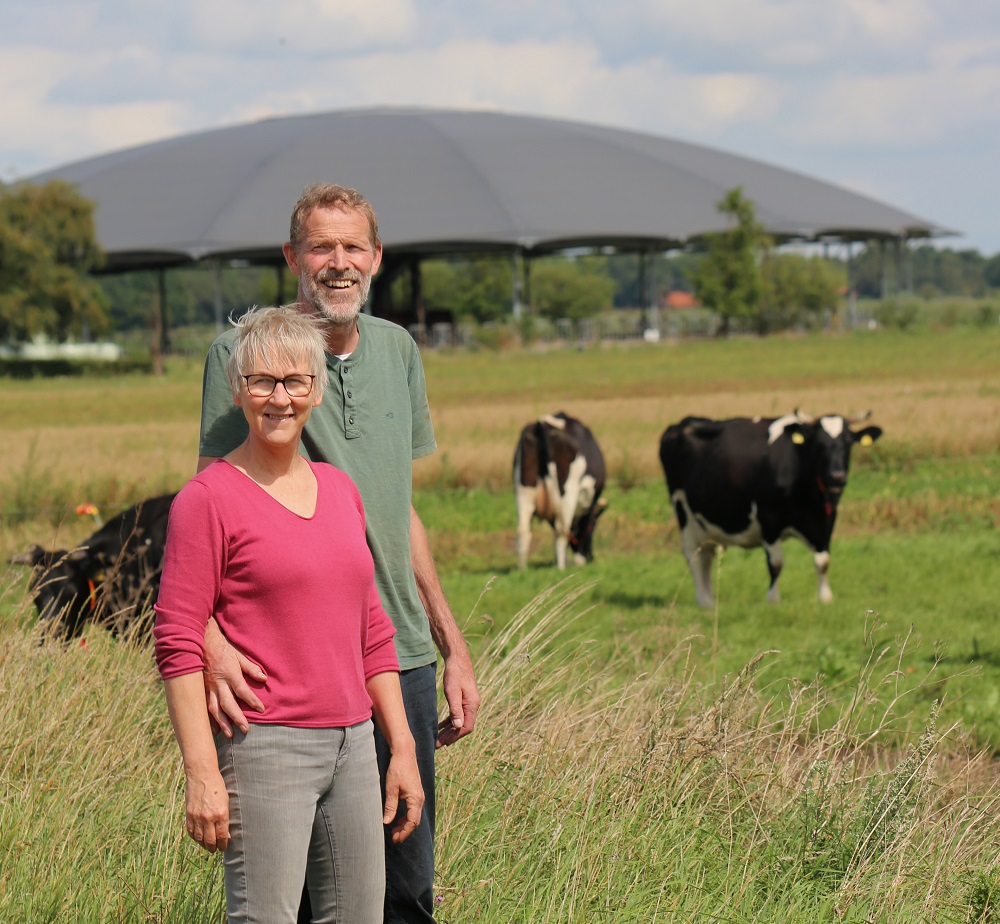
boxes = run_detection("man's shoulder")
[359,313,416,345]
[208,327,239,352]
[359,314,422,370]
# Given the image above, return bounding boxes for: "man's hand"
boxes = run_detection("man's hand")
[437,644,480,748]
[203,617,266,737]
[409,505,481,748]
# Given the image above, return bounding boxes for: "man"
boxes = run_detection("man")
[196,183,480,923]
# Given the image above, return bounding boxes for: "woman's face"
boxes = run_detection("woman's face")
[233,355,322,450]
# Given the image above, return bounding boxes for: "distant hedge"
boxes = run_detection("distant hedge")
[0,356,154,379]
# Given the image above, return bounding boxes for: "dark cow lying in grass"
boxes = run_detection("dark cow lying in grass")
[10,494,176,639]
[659,411,882,606]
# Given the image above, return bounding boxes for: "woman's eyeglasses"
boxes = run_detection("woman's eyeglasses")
[242,374,316,398]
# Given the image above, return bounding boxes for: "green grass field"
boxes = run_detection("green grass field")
[2,324,999,922]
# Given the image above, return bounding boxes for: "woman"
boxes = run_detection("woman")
[154,305,422,924]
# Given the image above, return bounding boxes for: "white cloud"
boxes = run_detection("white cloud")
[580,0,940,69]
[930,34,1000,70]
[254,38,784,144]
[783,59,1000,147]
[181,0,419,51]
[2,0,1000,251]
[844,0,936,47]
[0,46,191,176]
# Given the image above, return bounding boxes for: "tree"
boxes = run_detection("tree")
[0,180,109,343]
[415,255,513,323]
[530,256,615,321]
[759,253,845,333]
[693,187,770,335]
[99,264,278,332]
[849,242,991,298]
[605,250,700,308]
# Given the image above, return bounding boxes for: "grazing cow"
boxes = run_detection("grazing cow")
[10,493,176,639]
[513,412,608,569]
[659,411,882,606]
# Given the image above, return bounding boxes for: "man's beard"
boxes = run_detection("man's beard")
[301,269,373,325]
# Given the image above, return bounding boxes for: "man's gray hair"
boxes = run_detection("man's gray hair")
[289,183,380,251]
[227,305,327,399]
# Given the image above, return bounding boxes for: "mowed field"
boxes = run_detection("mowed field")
[2,324,1000,922]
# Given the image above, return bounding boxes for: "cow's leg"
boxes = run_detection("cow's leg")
[560,456,589,567]
[813,550,833,603]
[681,529,715,607]
[515,486,536,570]
[542,462,576,570]
[553,533,570,570]
[763,540,783,603]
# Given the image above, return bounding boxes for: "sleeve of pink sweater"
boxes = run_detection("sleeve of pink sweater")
[363,579,399,680]
[153,481,226,679]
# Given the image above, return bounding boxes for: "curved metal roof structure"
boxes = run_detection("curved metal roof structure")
[29,106,952,271]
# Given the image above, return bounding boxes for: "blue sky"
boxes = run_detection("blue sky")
[3,0,998,255]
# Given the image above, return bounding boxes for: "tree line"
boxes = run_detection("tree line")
[0,181,108,343]
[2,180,999,346]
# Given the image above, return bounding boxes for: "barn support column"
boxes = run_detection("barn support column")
[892,237,907,295]
[276,263,287,304]
[157,268,171,355]
[639,248,660,339]
[845,242,857,329]
[878,239,889,300]
[523,254,533,318]
[637,250,646,309]
[213,261,224,334]
[511,251,524,321]
[410,258,426,328]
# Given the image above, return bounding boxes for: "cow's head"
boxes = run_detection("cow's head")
[9,545,103,639]
[783,411,882,500]
[569,496,609,564]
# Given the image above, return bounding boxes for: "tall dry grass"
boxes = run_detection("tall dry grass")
[435,580,1000,921]
[2,574,1000,921]
[3,326,1000,921]
[0,597,223,921]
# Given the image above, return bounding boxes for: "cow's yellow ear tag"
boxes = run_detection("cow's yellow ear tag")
[860,434,873,446]
[791,432,805,444]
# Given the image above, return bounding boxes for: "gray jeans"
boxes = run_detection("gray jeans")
[216,720,384,924]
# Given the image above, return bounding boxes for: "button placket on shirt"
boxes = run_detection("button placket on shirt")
[341,363,360,438]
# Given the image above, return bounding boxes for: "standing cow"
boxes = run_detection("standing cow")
[659,411,882,606]
[10,493,176,639]
[514,412,608,569]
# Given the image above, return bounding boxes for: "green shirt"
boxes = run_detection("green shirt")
[199,313,437,669]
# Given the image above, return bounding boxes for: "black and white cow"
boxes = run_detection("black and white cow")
[10,493,176,639]
[513,412,608,569]
[659,411,882,606]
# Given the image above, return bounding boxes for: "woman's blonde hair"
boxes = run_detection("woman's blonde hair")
[226,305,327,400]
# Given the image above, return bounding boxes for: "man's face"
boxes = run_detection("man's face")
[283,205,382,325]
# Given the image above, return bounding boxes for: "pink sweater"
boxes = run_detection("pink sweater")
[154,460,398,728]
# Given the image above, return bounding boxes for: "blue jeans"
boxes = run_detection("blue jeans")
[377,664,438,924]
[297,664,438,924]
[218,721,384,924]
